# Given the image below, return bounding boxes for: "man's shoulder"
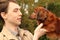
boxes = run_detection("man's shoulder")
[0,32,3,36]
[20,28,31,34]
[0,32,4,39]
[19,28,33,40]
[21,29,33,36]
[19,28,33,36]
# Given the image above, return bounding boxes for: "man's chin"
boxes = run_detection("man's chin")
[17,22,21,25]
[14,22,21,26]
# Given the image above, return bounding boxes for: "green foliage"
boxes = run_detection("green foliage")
[39,35,49,40]
[20,13,37,33]
[47,2,60,17]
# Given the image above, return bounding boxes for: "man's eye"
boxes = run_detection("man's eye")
[13,9,18,12]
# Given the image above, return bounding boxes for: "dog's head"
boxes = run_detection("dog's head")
[30,7,48,20]
[30,7,57,25]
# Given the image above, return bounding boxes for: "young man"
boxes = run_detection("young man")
[0,0,47,40]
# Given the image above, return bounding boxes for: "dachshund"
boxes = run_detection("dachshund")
[30,7,60,40]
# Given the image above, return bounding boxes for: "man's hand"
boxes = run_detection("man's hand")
[33,23,47,40]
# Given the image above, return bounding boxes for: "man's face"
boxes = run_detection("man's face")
[5,2,22,26]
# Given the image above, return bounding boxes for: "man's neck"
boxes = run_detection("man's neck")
[4,22,19,33]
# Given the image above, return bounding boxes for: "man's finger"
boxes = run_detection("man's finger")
[40,29,47,32]
[35,23,43,31]
[37,23,43,28]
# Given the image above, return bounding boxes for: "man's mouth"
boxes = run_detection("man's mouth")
[17,18,22,21]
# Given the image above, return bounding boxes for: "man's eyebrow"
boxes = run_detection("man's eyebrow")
[14,8,20,10]
[13,7,21,10]
[13,6,21,11]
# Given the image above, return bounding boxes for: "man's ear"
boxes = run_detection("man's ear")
[1,12,7,20]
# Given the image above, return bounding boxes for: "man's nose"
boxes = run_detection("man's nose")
[19,11,22,16]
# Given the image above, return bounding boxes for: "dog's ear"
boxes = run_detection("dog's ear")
[46,12,56,22]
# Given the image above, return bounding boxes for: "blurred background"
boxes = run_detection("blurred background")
[0,0,60,40]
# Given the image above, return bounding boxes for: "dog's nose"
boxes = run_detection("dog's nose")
[29,15,35,20]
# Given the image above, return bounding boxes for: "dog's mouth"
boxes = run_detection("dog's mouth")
[36,12,48,23]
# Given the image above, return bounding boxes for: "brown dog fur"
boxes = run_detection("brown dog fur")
[30,7,60,40]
